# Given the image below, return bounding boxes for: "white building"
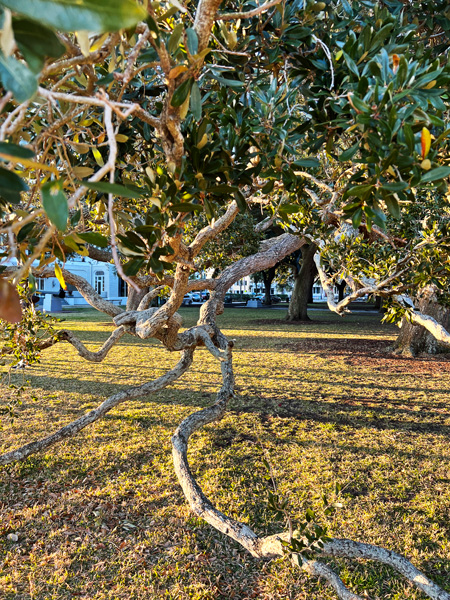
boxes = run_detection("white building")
[35,256,127,308]
[34,258,334,309]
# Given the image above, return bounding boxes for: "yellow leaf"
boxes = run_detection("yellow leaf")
[54,263,67,290]
[0,153,58,174]
[89,32,109,52]
[0,9,15,57]
[421,127,431,159]
[149,197,161,208]
[115,134,129,143]
[168,65,189,79]
[423,80,436,89]
[76,31,91,57]
[179,91,191,120]
[196,133,208,149]
[145,167,155,183]
[92,148,104,167]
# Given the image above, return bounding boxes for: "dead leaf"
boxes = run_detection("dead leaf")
[0,280,22,323]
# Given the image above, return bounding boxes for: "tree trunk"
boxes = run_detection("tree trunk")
[336,280,346,302]
[262,266,276,305]
[286,244,317,321]
[126,284,149,310]
[394,289,450,356]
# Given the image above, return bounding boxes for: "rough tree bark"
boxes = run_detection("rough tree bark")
[394,287,450,356]
[287,243,317,321]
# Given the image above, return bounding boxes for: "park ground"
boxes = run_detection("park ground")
[0,308,449,599]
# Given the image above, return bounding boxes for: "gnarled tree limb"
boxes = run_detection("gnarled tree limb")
[0,348,194,466]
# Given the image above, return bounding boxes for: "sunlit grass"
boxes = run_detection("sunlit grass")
[1,307,449,599]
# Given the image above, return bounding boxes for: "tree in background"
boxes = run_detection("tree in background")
[285,243,317,321]
[1,1,450,598]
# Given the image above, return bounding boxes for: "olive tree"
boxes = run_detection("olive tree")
[1,1,450,598]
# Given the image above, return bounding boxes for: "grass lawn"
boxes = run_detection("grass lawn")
[1,307,449,599]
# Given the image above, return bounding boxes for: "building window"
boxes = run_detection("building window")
[94,271,105,294]
[36,278,45,291]
[118,277,127,297]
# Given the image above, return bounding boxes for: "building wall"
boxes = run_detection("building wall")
[35,257,127,307]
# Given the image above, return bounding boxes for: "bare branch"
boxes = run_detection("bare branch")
[172,336,450,600]
[194,0,223,51]
[58,327,126,362]
[303,561,364,600]
[294,170,333,195]
[219,0,282,21]
[395,294,450,346]
[137,286,167,311]
[0,348,194,466]
[37,86,140,115]
[189,201,239,256]
[322,539,450,600]
[199,233,306,325]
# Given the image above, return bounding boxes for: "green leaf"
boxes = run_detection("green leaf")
[403,124,415,153]
[349,94,371,113]
[279,204,302,215]
[340,0,353,15]
[209,184,238,195]
[0,142,34,160]
[0,55,37,103]
[185,28,198,55]
[346,184,374,197]
[343,52,359,77]
[41,180,69,231]
[79,180,144,199]
[171,78,193,107]
[0,166,28,204]
[2,0,147,33]
[13,18,65,73]
[210,73,245,88]
[77,232,109,247]
[339,142,359,162]
[234,190,247,212]
[261,180,275,194]
[146,15,160,46]
[420,166,450,183]
[123,258,144,276]
[292,158,320,168]
[385,196,400,219]
[190,81,202,121]
[168,23,183,54]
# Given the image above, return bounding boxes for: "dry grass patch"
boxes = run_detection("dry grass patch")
[1,308,449,599]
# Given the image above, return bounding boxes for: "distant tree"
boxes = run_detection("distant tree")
[286,243,317,321]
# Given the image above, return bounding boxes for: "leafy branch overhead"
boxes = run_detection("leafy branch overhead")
[1,1,450,599]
